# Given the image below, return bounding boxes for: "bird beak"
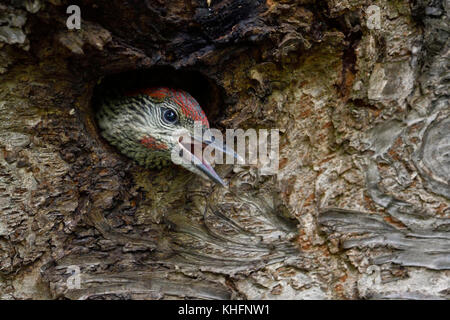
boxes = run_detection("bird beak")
[192,152,227,187]
[176,132,242,187]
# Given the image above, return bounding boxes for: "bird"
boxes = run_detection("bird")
[96,87,238,186]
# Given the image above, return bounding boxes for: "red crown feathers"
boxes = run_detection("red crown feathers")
[126,87,209,127]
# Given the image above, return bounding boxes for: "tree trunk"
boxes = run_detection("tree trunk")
[0,0,448,299]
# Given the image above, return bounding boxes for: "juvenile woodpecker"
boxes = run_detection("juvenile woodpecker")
[96,87,236,186]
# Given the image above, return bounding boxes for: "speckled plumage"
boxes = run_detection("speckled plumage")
[96,87,209,169]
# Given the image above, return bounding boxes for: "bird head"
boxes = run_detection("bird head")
[96,87,237,186]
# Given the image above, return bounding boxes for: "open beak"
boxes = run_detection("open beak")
[177,133,242,187]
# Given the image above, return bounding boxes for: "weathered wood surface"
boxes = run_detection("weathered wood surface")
[0,0,448,299]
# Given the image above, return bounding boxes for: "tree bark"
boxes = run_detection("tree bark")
[0,0,448,299]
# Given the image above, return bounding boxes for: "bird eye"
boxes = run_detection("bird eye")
[163,109,178,124]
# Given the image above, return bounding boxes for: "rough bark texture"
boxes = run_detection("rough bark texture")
[0,0,448,299]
